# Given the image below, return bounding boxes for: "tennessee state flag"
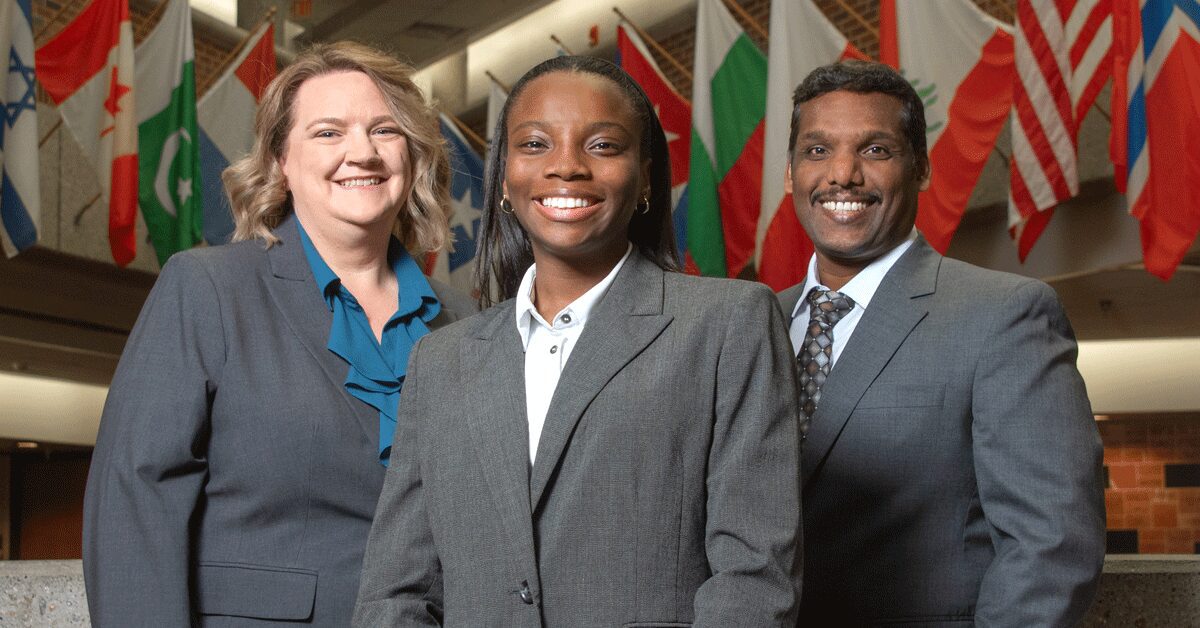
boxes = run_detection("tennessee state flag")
[615,21,694,271]
[1111,0,1200,279]
[880,0,1015,253]
[37,0,138,266]
[756,0,866,291]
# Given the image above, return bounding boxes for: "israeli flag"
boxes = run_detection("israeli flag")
[1,0,39,256]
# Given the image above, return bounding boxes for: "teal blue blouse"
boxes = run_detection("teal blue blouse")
[296,220,440,466]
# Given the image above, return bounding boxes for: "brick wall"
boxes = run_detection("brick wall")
[1101,416,1200,554]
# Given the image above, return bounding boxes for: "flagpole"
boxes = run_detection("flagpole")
[442,109,487,154]
[484,70,511,93]
[719,0,767,42]
[38,119,64,148]
[198,6,277,98]
[612,7,694,86]
[72,193,102,226]
[549,34,575,55]
[832,0,878,38]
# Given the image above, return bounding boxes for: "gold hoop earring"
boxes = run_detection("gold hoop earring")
[637,194,650,215]
[500,195,514,214]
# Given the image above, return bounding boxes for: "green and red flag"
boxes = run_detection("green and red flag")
[687,0,766,278]
[135,0,201,266]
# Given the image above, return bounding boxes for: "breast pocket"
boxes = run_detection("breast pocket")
[194,561,318,620]
[855,383,946,410]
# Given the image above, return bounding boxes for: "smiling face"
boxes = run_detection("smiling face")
[279,70,412,240]
[786,90,930,280]
[502,70,648,268]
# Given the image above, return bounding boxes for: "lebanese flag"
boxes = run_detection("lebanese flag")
[615,21,694,270]
[880,0,1015,253]
[756,0,866,291]
[36,0,138,266]
[1111,0,1200,279]
[197,22,275,245]
[688,0,766,278]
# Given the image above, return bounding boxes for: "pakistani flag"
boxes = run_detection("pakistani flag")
[687,0,767,278]
[135,0,201,266]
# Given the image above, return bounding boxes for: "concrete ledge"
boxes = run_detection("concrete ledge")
[1082,555,1200,626]
[0,560,89,627]
[0,555,1196,626]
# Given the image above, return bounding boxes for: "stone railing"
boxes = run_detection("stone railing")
[2,555,1197,626]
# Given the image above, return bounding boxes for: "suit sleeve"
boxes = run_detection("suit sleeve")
[82,253,225,627]
[353,337,444,626]
[694,284,802,627]
[972,280,1105,626]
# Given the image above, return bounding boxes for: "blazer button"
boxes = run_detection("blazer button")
[519,581,534,605]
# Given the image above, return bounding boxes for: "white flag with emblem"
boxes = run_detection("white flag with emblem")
[135,0,201,266]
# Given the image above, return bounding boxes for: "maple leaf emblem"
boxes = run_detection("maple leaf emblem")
[100,66,130,137]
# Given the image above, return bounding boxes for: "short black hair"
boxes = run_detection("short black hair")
[788,60,928,171]
[473,55,679,307]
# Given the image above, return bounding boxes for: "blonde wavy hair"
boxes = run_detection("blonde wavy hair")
[223,41,451,254]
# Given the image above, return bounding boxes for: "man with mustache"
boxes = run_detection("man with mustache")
[778,60,1105,625]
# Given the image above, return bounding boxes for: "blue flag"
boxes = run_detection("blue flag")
[429,115,484,295]
[1,0,39,256]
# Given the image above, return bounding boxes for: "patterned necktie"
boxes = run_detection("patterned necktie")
[797,288,856,438]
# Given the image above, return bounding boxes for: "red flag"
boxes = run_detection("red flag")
[37,0,138,266]
[1111,0,1200,279]
[880,0,1015,253]
[756,0,866,291]
[616,21,695,271]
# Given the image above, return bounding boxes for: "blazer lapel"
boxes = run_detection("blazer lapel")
[262,215,379,442]
[529,253,674,512]
[459,303,539,565]
[802,238,940,488]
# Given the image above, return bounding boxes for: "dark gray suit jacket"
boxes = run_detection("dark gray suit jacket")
[779,238,1104,626]
[82,215,476,627]
[354,251,802,627]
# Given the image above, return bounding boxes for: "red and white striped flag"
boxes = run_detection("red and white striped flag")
[1008,0,1113,261]
[36,0,138,266]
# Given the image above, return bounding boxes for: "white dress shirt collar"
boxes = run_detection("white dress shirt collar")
[515,243,634,350]
[788,231,917,368]
[792,231,918,321]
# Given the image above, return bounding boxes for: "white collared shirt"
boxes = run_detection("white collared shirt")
[515,244,633,465]
[789,232,917,367]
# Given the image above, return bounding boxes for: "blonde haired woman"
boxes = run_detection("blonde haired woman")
[83,41,474,626]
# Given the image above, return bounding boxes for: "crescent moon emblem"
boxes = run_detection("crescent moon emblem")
[154,128,191,217]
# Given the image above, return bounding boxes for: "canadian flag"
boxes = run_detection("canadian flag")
[36,0,138,266]
[755,0,866,291]
[616,21,693,270]
[880,0,1015,253]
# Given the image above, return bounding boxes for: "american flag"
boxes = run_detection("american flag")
[1008,0,1112,260]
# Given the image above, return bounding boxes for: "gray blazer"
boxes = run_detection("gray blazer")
[82,215,476,627]
[354,251,802,627]
[779,237,1105,626]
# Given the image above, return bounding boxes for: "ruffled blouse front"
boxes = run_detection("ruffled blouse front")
[297,221,440,466]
